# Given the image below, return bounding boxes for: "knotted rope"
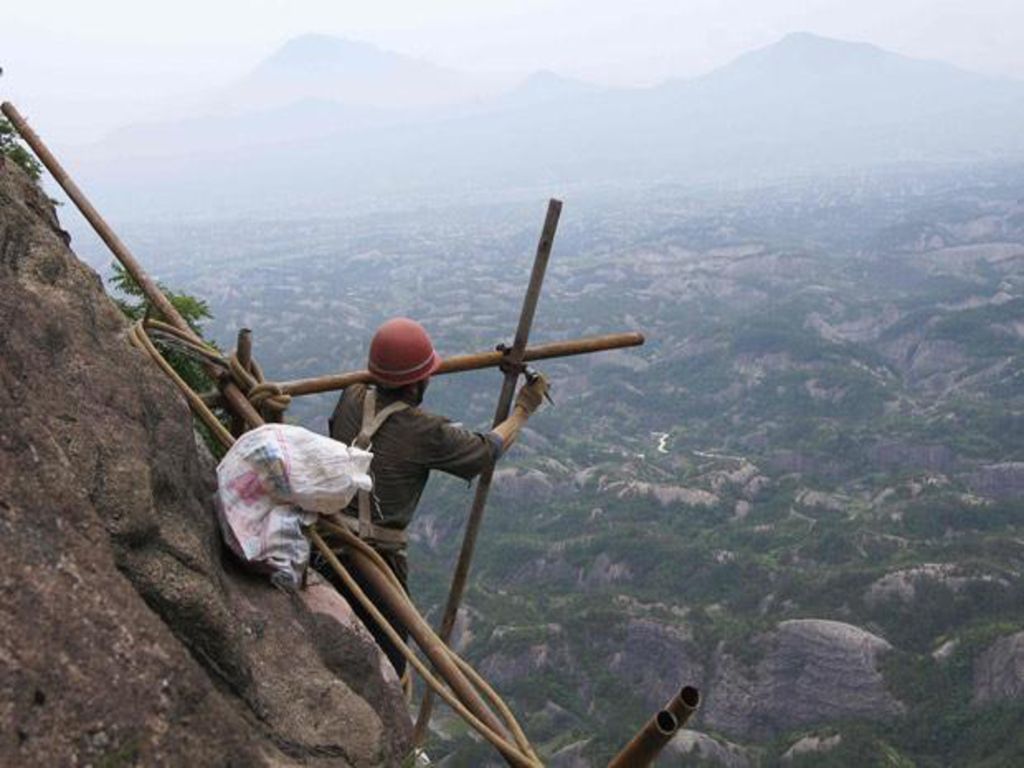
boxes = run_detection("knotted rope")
[132,318,291,420]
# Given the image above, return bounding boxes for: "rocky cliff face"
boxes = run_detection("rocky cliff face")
[0,162,411,766]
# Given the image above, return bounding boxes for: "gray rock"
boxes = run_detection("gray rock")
[969,462,1024,499]
[492,466,555,503]
[605,619,705,715]
[864,563,1008,607]
[973,630,1024,704]
[868,441,955,473]
[0,162,410,765]
[603,478,720,508]
[578,552,634,588]
[704,619,903,740]
[782,732,842,761]
[666,730,753,768]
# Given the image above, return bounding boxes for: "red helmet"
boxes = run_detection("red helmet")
[367,317,443,388]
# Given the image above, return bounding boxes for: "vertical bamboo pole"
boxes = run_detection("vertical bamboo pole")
[414,198,562,741]
[232,328,253,435]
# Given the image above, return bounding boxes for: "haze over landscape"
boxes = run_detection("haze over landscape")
[17,26,1024,219]
[4,2,1024,766]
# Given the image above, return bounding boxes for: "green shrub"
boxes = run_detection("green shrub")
[108,263,229,453]
[0,118,42,181]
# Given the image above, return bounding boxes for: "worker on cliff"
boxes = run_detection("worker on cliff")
[313,317,549,678]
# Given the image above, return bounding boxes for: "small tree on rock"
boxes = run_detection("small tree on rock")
[109,263,231,453]
[0,118,42,181]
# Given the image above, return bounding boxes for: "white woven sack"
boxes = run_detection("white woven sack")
[215,424,372,588]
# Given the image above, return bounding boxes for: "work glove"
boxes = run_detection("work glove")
[515,373,550,415]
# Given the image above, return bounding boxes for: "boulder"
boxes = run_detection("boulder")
[666,730,753,768]
[0,162,411,765]
[703,619,903,740]
[781,732,842,762]
[973,630,1024,704]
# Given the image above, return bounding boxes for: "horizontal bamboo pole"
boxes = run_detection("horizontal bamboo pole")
[279,331,645,397]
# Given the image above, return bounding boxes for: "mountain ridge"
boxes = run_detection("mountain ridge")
[69,31,1024,217]
[219,32,481,112]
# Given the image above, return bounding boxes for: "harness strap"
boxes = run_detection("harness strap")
[332,512,408,547]
[353,387,409,543]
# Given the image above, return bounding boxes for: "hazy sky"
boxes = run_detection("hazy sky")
[3,0,1023,143]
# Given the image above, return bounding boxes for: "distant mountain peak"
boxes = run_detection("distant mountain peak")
[745,31,896,67]
[276,32,373,52]
[502,69,599,106]
[695,29,975,88]
[522,69,573,86]
[256,34,411,75]
[776,31,873,48]
[227,33,480,110]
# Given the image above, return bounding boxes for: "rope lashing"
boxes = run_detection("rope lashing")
[132,319,291,418]
[227,352,292,415]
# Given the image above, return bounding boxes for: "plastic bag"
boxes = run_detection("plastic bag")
[216,424,373,589]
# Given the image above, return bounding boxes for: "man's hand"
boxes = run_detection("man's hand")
[515,373,550,415]
[493,373,549,450]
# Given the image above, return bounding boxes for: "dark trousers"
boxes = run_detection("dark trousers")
[313,545,410,678]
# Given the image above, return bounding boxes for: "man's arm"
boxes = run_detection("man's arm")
[421,374,550,479]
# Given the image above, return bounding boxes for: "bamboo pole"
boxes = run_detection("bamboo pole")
[607,710,679,768]
[276,331,644,397]
[606,685,699,768]
[0,101,265,430]
[342,545,531,767]
[231,329,253,435]
[667,685,700,730]
[414,198,562,742]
